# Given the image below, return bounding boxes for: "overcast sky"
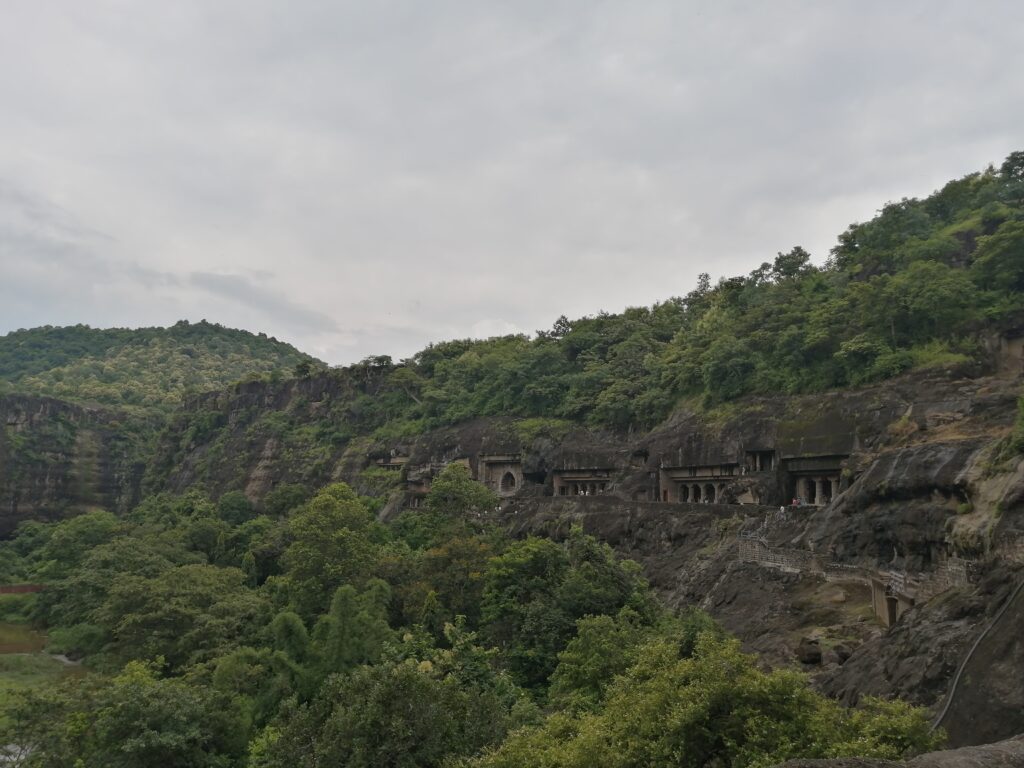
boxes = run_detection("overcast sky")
[1,2,1021,364]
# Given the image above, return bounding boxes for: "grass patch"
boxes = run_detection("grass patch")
[0,623,44,653]
[0,653,72,727]
[0,594,36,623]
[513,417,574,443]
[907,340,973,370]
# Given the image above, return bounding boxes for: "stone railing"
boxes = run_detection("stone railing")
[992,532,1024,565]
[738,533,977,601]
[737,532,819,573]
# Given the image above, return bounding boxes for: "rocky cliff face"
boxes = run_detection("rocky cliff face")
[489,371,1024,747]
[0,395,143,536]
[778,735,1024,767]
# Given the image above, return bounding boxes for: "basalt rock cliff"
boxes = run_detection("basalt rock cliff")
[0,394,144,536]
[778,735,1024,767]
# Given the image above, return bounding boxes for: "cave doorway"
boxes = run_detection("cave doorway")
[885,596,899,627]
[693,485,702,502]
[704,484,716,503]
[679,485,690,502]
[500,472,517,493]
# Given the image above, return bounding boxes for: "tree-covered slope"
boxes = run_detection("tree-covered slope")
[181,151,1023,447]
[0,320,318,412]
[394,152,1023,433]
[0,472,942,766]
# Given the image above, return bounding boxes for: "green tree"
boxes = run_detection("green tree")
[266,656,519,768]
[216,491,256,526]
[973,219,1024,294]
[280,483,384,617]
[261,483,311,517]
[95,564,269,669]
[548,610,647,712]
[0,661,249,767]
[481,530,653,690]
[471,633,942,768]
[33,510,124,580]
[312,580,395,675]
[425,464,499,517]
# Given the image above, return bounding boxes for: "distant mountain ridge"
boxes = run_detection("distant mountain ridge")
[0,320,319,413]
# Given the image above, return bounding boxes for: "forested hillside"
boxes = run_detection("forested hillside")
[0,320,316,412]
[379,152,1023,433]
[0,469,941,766]
[152,152,1024,479]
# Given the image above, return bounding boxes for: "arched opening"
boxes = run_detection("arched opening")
[821,477,832,504]
[500,472,516,493]
[693,485,702,502]
[679,485,690,502]
[704,484,716,503]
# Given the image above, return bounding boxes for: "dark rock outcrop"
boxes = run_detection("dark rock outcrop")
[0,395,143,536]
[777,735,1024,767]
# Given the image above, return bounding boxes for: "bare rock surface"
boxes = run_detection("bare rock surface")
[777,736,1024,767]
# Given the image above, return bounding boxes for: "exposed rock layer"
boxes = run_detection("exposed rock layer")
[0,395,143,536]
[778,735,1024,767]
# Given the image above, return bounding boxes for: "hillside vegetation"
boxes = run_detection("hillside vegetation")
[0,469,942,766]
[391,152,1024,432]
[163,152,1024,467]
[0,320,317,413]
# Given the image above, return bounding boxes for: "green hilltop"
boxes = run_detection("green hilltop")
[0,320,318,413]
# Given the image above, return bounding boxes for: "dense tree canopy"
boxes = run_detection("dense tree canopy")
[0,320,316,413]
[0,475,943,766]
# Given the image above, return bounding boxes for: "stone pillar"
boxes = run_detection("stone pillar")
[870,578,887,625]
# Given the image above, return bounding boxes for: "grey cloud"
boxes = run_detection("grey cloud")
[188,271,339,335]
